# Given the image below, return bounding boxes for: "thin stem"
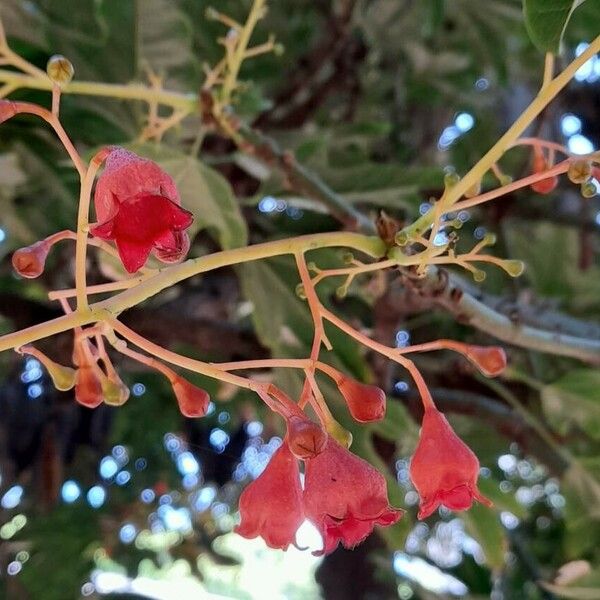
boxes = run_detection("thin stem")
[75,148,110,310]
[542,53,555,88]
[6,101,85,177]
[0,68,196,111]
[451,160,571,212]
[318,305,436,411]
[48,277,145,301]
[220,0,266,105]
[107,318,298,418]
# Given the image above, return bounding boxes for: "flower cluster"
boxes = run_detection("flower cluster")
[236,415,402,555]
[236,375,492,555]
[6,142,495,557]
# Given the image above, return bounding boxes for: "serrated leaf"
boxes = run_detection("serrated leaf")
[523,0,588,53]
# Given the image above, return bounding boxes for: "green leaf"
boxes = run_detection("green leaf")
[462,503,506,569]
[129,143,247,249]
[523,0,588,53]
[137,0,199,89]
[541,369,600,440]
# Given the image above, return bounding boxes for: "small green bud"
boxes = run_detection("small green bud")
[498,174,513,187]
[581,181,597,199]
[473,269,486,283]
[273,43,285,56]
[306,261,318,273]
[444,171,460,188]
[335,285,348,299]
[482,233,497,246]
[342,252,354,265]
[395,231,409,246]
[295,283,306,300]
[503,259,525,277]
[46,55,74,86]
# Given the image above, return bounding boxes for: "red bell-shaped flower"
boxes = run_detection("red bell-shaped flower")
[303,437,402,555]
[171,376,210,418]
[337,376,386,422]
[90,148,193,273]
[236,442,304,550]
[410,407,492,519]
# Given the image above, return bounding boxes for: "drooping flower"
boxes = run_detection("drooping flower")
[236,442,304,550]
[90,148,193,273]
[336,375,386,423]
[409,407,492,519]
[303,437,403,555]
[12,240,51,278]
[170,376,210,418]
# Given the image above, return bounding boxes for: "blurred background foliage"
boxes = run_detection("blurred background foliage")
[0,0,599,599]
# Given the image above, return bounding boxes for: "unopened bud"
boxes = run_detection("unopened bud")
[567,160,592,184]
[337,376,386,423]
[75,366,104,408]
[464,345,507,377]
[581,181,597,199]
[100,373,130,406]
[171,376,210,418]
[295,283,306,300]
[47,55,74,86]
[12,240,51,278]
[273,43,284,57]
[531,175,558,194]
[19,346,76,391]
[473,269,486,283]
[444,171,460,188]
[286,415,327,459]
[325,418,353,448]
[502,259,525,277]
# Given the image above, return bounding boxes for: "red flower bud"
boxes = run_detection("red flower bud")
[410,407,492,519]
[286,415,328,459]
[337,376,386,422]
[236,442,304,550]
[171,376,210,417]
[531,151,558,194]
[90,148,193,273]
[12,240,51,278]
[464,345,506,377]
[74,365,104,408]
[304,437,403,555]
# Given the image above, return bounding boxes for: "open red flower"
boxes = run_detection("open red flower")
[90,148,193,273]
[236,442,304,550]
[303,437,402,555]
[410,407,492,519]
